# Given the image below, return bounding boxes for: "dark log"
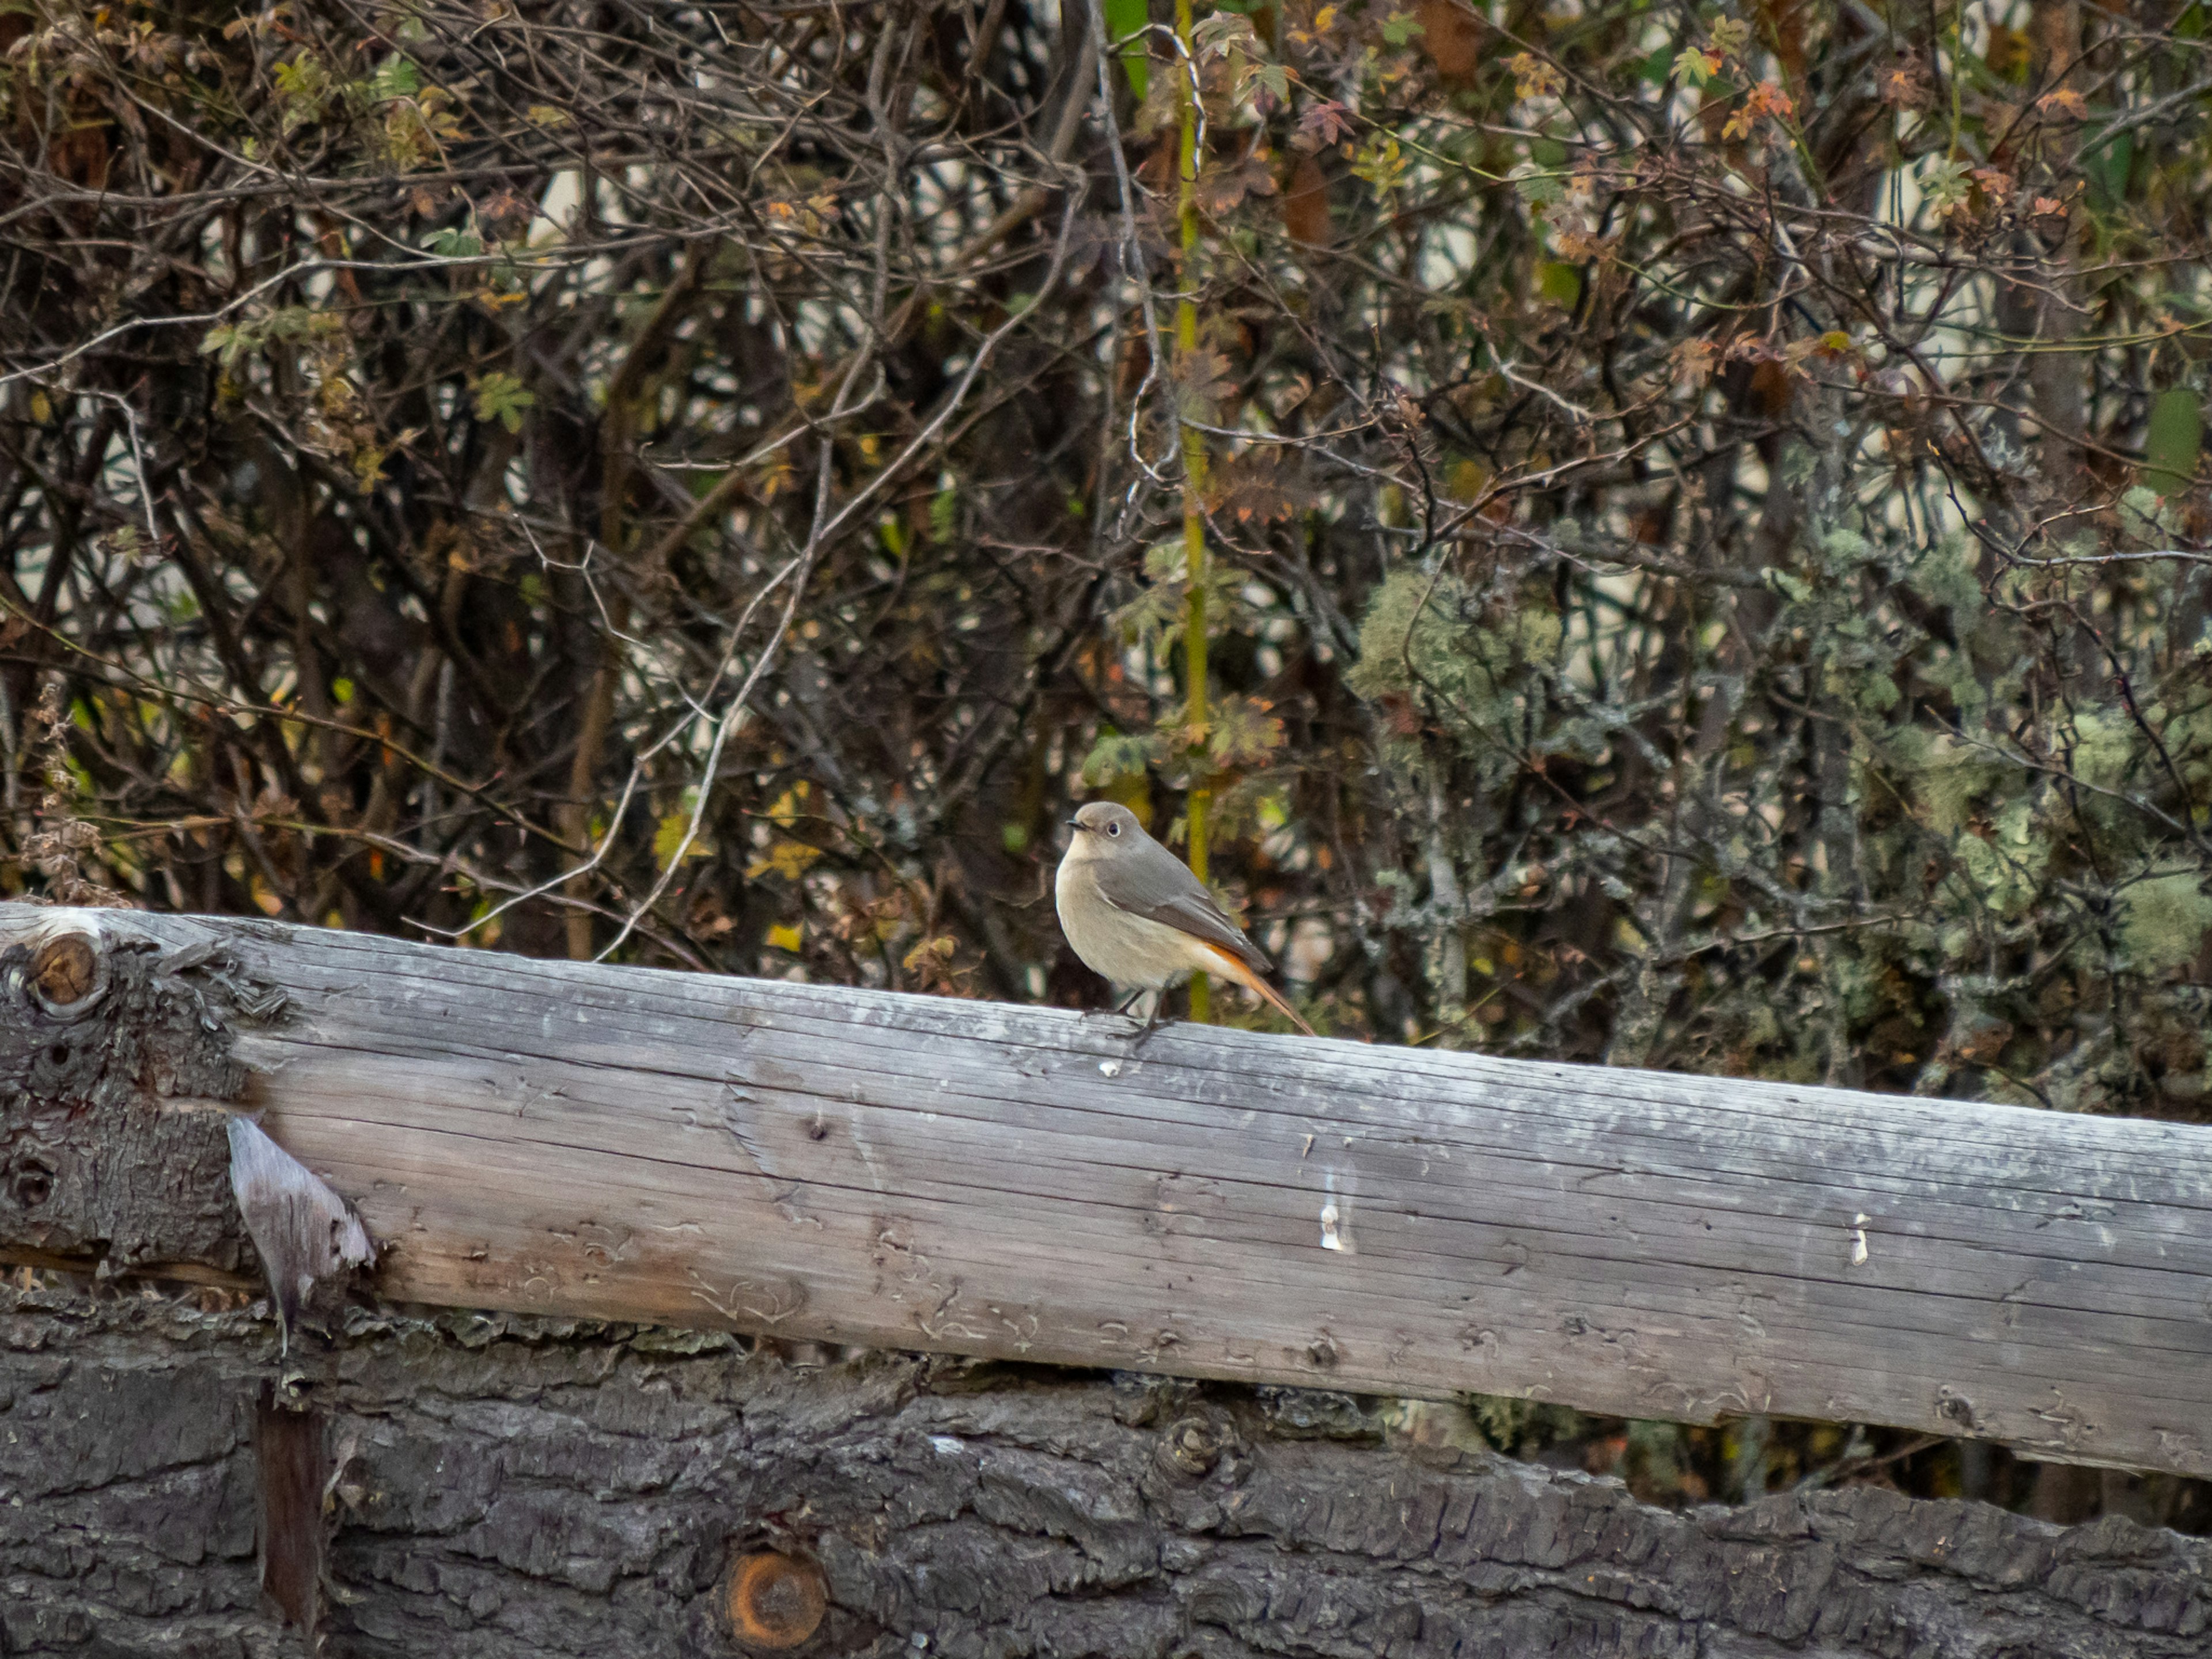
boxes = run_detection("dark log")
[0,1291,2206,1659]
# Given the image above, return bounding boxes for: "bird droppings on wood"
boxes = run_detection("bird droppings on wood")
[1850,1213,1872,1266]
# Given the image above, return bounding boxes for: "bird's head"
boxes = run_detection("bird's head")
[1066,801,1143,843]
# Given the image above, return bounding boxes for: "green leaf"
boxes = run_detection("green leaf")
[1105,0,1150,98]
[368,54,422,102]
[1237,58,1290,107]
[2144,387,2201,496]
[1082,728,1165,786]
[1536,260,1581,309]
[1381,10,1425,44]
[1672,45,1721,85]
[199,323,245,368]
[271,53,334,128]
[1109,577,1185,647]
[1206,694,1286,765]
[1513,170,1565,206]
[1762,566,1815,604]
[1192,12,1260,58]
[472,371,536,432]
[2084,130,2133,210]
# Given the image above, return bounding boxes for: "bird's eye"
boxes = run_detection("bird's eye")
[1107,822,1121,836]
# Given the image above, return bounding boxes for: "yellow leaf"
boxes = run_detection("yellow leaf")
[902,935,955,971]
[765,782,809,827]
[1448,457,1490,500]
[29,390,51,423]
[654,811,713,869]
[745,839,823,881]
[767,923,803,953]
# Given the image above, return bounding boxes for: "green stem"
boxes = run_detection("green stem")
[1175,0,1210,1022]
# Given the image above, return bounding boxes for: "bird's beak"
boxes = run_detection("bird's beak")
[1064,819,1084,831]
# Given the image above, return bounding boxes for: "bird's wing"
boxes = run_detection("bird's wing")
[1092,842,1273,975]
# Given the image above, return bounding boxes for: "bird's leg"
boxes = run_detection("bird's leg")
[1078,987,1145,1024]
[1130,988,1172,1050]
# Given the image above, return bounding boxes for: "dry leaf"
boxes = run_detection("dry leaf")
[1282,156,1331,246]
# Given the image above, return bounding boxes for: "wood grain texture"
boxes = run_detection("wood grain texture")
[5,904,2211,1476]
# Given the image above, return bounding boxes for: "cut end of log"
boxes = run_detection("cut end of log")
[727,1551,827,1649]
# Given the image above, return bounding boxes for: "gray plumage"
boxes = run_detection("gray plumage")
[1056,802,1313,1033]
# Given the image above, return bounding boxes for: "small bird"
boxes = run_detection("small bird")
[1056,801,1315,1036]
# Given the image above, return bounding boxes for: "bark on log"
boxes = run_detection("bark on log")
[0,918,268,1277]
[3,904,2211,1480]
[0,1291,2205,1659]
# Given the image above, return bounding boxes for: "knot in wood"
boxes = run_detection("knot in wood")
[1158,1415,1229,1478]
[7,1157,54,1209]
[28,932,104,1018]
[728,1550,826,1649]
[1936,1387,1976,1429]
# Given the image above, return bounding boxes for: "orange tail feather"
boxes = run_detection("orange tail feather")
[1203,946,1317,1036]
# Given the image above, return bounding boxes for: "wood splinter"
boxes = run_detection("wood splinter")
[226,1117,374,1352]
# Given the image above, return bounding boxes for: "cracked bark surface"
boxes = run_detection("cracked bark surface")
[0,923,268,1276]
[1,1292,2204,1658]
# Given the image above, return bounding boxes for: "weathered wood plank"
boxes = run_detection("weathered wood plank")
[5,904,2210,1475]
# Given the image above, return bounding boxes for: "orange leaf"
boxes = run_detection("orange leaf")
[1413,0,1481,80]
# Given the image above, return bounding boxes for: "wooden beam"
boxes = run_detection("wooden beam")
[6,904,2211,1476]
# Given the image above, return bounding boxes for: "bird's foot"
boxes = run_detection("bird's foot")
[1129,1007,1174,1051]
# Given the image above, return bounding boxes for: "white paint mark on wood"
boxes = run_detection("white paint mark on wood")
[1850,1213,1871,1267]
[1319,1201,1343,1252]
